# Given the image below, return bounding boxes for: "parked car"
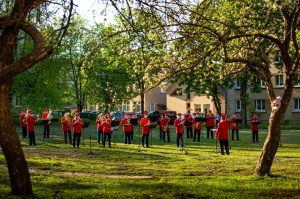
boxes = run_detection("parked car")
[148,110,177,123]
[110,112,125,121]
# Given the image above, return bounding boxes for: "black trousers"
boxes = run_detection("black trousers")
[44,124,50,138]
[176,134,183,147]
[206,126,214,138]
[73,133,81,148]
[186,127,193,138]
[159,128,163,139]
[232,129,239,140]
[142,134,149,147]
[21,126,27,138]
[252,131,258,142]
[124,132,131,144]
[219,140,229,155]
[64,131,72,144]
[193,130,201,142]
[163,130,170,143]
[28,131,36,146]
[103,133,111,147]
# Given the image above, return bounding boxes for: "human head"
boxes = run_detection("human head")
[125,113,130,118]
[196,112,200,116]
[177,113,181,119]
[221,114,226,121]
[160,113,164,118]
[144,111,148,118]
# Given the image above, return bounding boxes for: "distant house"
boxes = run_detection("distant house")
[226,66,300,123]
[163,82,225,115]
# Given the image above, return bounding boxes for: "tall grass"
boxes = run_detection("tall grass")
[0,123,299,199]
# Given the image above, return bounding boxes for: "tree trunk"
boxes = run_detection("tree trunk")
[0,81,33,195]
[240,83,247,128]
[254,111,281,175]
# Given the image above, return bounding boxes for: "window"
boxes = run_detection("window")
[194,104,201,112]
[274,54,281,64]
[170,88,182,96]
[235,100,241,112]
[15,97,22,107]
[253,99,266,112]
[149,103,155,112]
[121,101,130,112]
[235,79,240,89]
[254,76,265,88]
[275,75,284,87]
[186,103,190,110]
[294,99,300,111]
[187,93,190,100]
[133,101,141,113]
[295,74,300,87]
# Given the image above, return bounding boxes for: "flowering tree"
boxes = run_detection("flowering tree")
[109,0,300,176]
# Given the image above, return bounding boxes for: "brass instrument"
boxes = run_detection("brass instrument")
[47,109,53,124]
[164,117,170,131]
[195,122,199,128]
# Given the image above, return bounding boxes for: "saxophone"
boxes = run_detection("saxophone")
[164,118,170,131]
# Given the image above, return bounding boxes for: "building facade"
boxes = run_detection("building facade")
[163,82,225,115]
[226,67,300,123]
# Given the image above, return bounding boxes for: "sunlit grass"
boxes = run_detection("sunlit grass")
[0,124,299,198]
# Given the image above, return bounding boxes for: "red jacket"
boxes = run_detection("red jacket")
[121,118,133,132]
[102,118,112,133]
[61,117,71,132]
[26,115,37,131]
[161,117,170,131]
[230,117,239,130]
[192,118,202,130]
[174,119,184,134]
[206,113,215,127]
[216,121,229,140]
[251,116,260,131]
[184,114,193,128]
[140,117,151,135]
[20,113,26,127]
[72,119,83,133]
[96,117,104,131]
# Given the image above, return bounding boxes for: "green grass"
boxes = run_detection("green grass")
[0,124,300,199]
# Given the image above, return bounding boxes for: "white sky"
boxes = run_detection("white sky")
[73,0,117,24]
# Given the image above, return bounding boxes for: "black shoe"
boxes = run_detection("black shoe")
[146,146,151,148]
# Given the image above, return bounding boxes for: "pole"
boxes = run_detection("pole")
[88,121,93,154]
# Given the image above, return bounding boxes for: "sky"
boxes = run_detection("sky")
[73,0,117,24]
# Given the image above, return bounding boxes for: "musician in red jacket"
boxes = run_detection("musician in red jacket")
[96,112,104,144]
[19,109,27,138]
[42,109,51,138]
[216,114,230,155]
[251,113,260,143]
[26,110,38,146]
[193,112,203,142]
[102,113,112,148]
[121,113,133,144]
[72,113,83,148]
[184,110,193,139]
[140,111,151,148]
[230,112,240,141]
[158,113,164,140]
[174,113,184,147]
[205,110,215,139]
[161,113,171,143]
[61,112,72,144]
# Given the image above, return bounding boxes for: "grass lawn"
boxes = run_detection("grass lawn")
[0,123,299,198]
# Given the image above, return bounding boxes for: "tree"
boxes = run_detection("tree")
[0,0,73,195]
[109,0,300,176]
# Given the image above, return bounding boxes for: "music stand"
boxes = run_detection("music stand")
[234,119,242,123]
[251,121,261,124]
[149,124,156,147]
[195,117,207,122]
[210,128,219,154]
[183,121,193,126]
[130,118,138,126]
[87,120,93,155]
[168,120,174,126]
[111,120,120,127]
[82,122,90,146]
